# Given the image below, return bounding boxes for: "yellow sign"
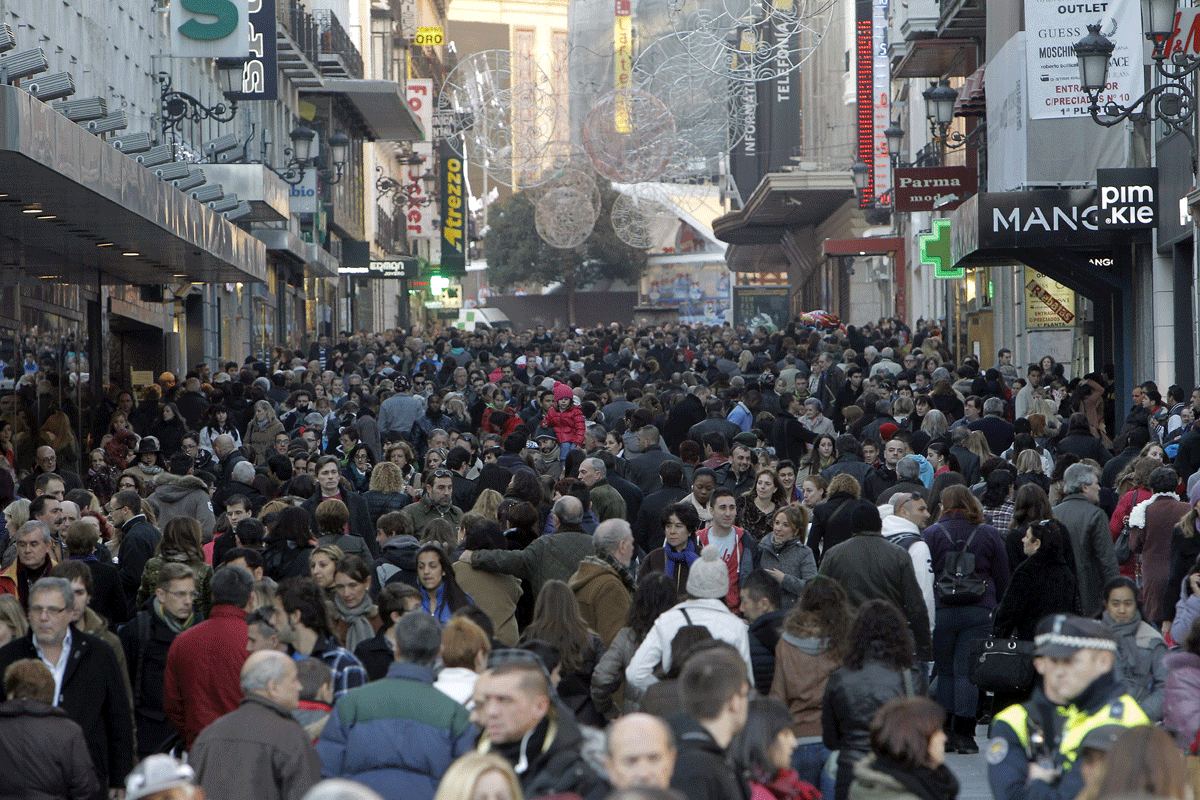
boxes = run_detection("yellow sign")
[415,26,444,46]
[1024,271,1076,328]
[614,0,632,132]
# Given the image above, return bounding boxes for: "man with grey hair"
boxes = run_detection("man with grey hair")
[191,649,321,800]
[0,521,57,609]
[578,457,627,522]
[583,422,608,455]
[0,576,135,797]
[212,432,248,491]
[969,395,1015,455]
[316,613,474,800]
[1053,463,1119,616]
[215,459,266,517]
[876,455,926,506]
[461,495,596,599]
[801,398,835,437]
[568,519,636,646]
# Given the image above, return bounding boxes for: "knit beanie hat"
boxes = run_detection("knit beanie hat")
[553,382,574,402]
[850,500,883,533]
[687,545,730,599]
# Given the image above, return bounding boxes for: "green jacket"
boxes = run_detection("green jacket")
[136,553,213,618]
[471,530,594,598]
[589,480,627,523]
[401,498,463,535]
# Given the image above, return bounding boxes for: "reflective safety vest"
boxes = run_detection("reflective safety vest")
[993,692,1148,773]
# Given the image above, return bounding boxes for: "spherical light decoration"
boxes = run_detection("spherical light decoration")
[535,186,598,249]
[610,190,676,249]
[581,89,676,183]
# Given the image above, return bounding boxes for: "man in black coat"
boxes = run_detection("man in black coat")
[688,398,742,449]
[0,577,135,800]
[740,571,784,696]
[447,447,480,513]
[597,450,643,523]
[18,448,84,499]
[669,646,751,800]
[633,461,690,554]
[109,490,162,610]
[118,562,201,758]
[949,426,981,486]
[770,394,817,465]
[302,455,380,559]
[625,426,682,496]
[663,386,709,454]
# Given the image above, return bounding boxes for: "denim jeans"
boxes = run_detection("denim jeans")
[792,741,835,800]
[933,604,993,716]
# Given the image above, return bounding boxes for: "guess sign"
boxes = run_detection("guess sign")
[893,167,976,212]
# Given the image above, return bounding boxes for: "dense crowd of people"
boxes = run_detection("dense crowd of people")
[0,316,1197,800]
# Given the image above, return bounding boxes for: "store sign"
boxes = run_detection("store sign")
[406,81,436,240]
[1024,0,1143,120]
[289,166,319,215]
[1097,167,1158,228]
[973,189,1116,249]
[440,137,467,275]
[340,259,420,279]
[732,286,790,331]
[1163,9,1200,56]
[920,219,963,279]
[893,167,976,212]
[228,0,277,101]
[1025,271,1076,328]
[414,26,444,45]
[171,0,250,59]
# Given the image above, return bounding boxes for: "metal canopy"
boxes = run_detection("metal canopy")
[713,171,854,248]
[303,80,424,142]
[0,85,267,284]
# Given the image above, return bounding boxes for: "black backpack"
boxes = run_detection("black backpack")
[932,524,987,606]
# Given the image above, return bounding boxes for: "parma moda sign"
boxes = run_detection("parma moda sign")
[893,167,976,212]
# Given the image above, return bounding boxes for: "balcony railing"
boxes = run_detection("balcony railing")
[276,0,323,85]
[376,205,405,255]
[313,8,365,80]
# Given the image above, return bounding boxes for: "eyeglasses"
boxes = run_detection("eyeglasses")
[164,589,200,600]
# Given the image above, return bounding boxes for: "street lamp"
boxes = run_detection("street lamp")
[923,79,958,127]
[884,120,905,161]
[268,126,349,187]
[882,119,943,168]
[376,161,438,206]
[158,60,245,138]
[851,161,870,199]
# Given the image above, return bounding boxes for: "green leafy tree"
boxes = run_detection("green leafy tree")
[485,184,648,325]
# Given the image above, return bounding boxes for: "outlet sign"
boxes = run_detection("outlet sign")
[1097,168,1159,229]
[172,0,251,59]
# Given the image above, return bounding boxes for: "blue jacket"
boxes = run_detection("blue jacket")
[316,662,475,800]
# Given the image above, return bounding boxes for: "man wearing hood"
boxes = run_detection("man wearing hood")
[378,376,424,442]
[370,512,420,596]
[149,454,217,539]
[879,490,935,632]
[532,433,563,480]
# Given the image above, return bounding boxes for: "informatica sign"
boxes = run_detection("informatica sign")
[171,0,251,59]
[893,167,976,212]
[1024,0,1143,119]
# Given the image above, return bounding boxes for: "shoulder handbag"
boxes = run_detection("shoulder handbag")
[933,524,988,606]
[968,636,1036,693]
[1114,523,1134,565]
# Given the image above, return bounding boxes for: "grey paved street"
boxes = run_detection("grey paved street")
[946,726,991,800]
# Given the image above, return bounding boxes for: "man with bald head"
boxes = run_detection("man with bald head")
[605,713,677,789]
[190,649,321,800]
[18,446,82,499]
[212,433,247,492]
[460,495,595,599]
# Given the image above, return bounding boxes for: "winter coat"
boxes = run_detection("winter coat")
[0,630,135,796]
[354,629,395,682]
[669,713,751,800]
[148,473,217,538]
[823,658,926,800]
[770,631,841,739]
[992,547,1079,641]
[664,393,707,454]
[262,542,313,582]
[0,699,99,800]
[371,535,420,595]
[818,533,933,661]
[452,562,521,646]
[638,546,694,596]
[151,417,189,459]
[850,756,954,800]
[400,497,464,537]
[363,490,410,526]
[626,598,753,691]
[478,702,609,800]
[80,558,129,630]
[163,605,249,748]
[1130,494,1191,624]
[470,529,594,599]
[410,410,458,456]
[568,556,633,646]
[921,515,1011,610]
[1164,650,1200,749]
[626,449,684,496]
[1102,613,1168,722]
[118,607,194,757]
[1163,525,1200,624]
[244,418,286,465]
[880,515,935,629]
[749,609,785,695]
[807,492,862,562]
[1110,487,1152,581]
[192,694,322,800]
[1053,494,1121,617]
[591,626,644,719]
[544,405,586,447]
[136,552,213,617]
[1174,576,1200,642]
[757,534,817,609]
[116,515,162,609]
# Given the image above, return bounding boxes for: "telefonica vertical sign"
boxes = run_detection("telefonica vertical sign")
[171,0,251,59]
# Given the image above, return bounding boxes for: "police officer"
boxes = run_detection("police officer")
[986,614,1148,800]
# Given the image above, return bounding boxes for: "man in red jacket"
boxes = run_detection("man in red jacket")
[164,565,254,748]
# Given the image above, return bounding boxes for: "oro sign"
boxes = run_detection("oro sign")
[1097,168,1158,229]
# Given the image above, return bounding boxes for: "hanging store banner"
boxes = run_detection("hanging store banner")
[406,80,437,241]
[893,167,976,212]
[1024,0,1143,119]
[440,137,467,275]
[1025,271,1076,328]
[1096,167,1159,229]
[171,0,251,59]
[228,0,277,101]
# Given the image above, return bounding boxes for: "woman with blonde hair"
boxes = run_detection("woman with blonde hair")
[433,752,523,800]
[3,498,30,543]
[471,489,505,522]
[0,594,28,646]
[244,399,285,466]
[759,504,817,609]
[364,460,410,526]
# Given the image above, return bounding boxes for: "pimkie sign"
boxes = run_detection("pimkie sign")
[893,167,976,212]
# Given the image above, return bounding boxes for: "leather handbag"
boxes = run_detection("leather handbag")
[1114,524,1134,565]
[969,636,1036,694]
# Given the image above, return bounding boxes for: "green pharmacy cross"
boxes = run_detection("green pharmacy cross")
[919,219,963,279]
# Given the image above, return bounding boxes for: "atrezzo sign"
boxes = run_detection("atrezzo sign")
[1096,168,1158,229]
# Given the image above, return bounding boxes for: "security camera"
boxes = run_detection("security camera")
[53,96,106,122]
[208,195,240,213]
[224,201,253,222]
[0,47,48,82]
[190,184,224,203]
[86,111,128,134]
[155,162,192,181]
[135,144,175,168]
[203,133,239,159]
[173,168,206,192]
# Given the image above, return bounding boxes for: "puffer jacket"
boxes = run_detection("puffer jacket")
[370,535,420,595]
[316,662,475,800]
[757,534,817,609]
[1164,650,1200,749]
[363,490,409,526]
[136,553,214,617]
[1103,613,1168,721]
[148,473,216,537]
[770,631,841,739]
[0,699,99,800]
[591,626,644,719]
[823,656,927,800]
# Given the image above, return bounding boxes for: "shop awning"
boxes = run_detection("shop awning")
[303,79,424,142]
[892,38,976,79]
[252,227,340,279]
[713,170,855,272]
[0,85,267,285]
